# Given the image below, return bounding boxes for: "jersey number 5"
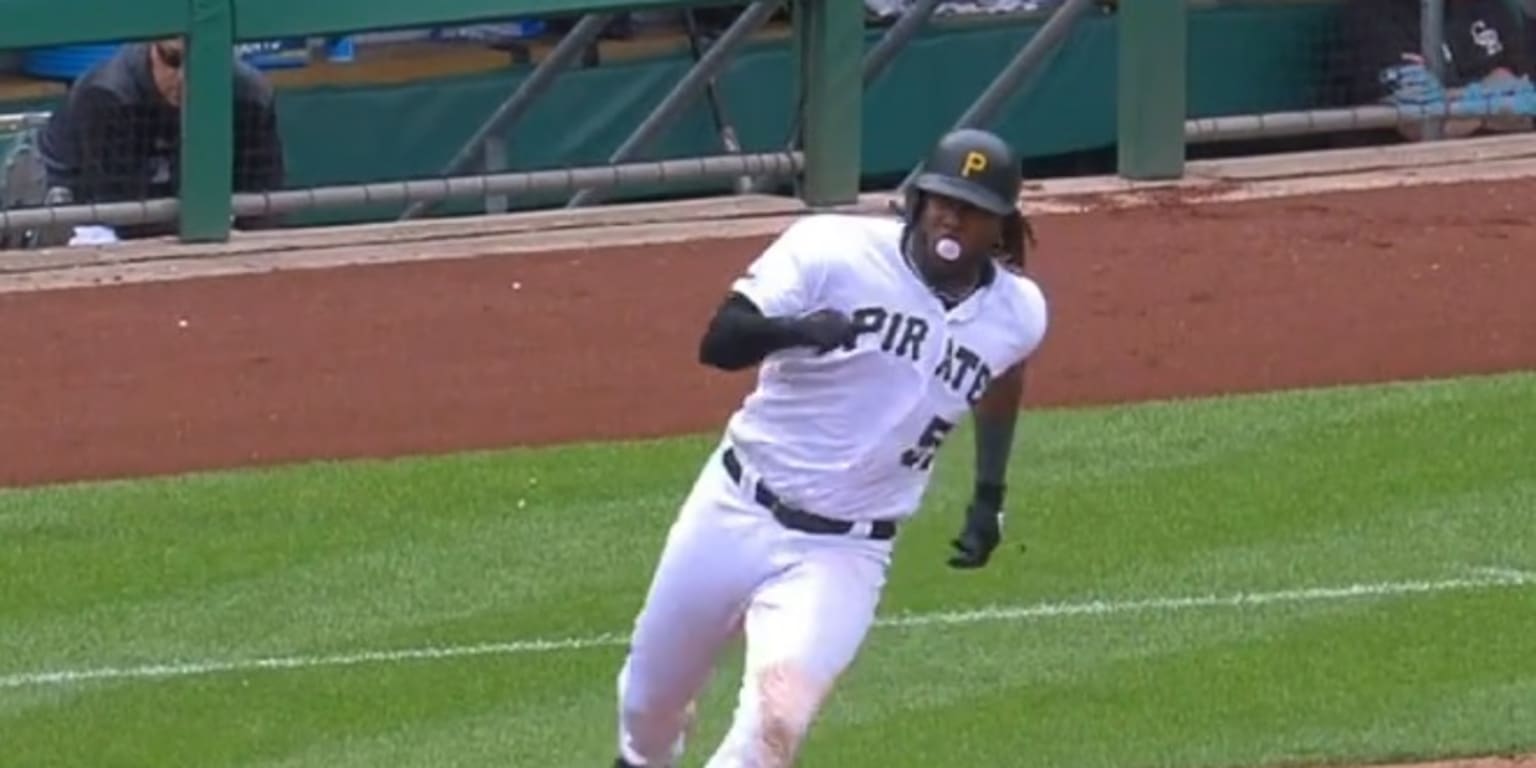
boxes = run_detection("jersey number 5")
[901,416,954,471]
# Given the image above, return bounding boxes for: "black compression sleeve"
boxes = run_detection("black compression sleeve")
[972,410,1015,501]
[697,293,809,371]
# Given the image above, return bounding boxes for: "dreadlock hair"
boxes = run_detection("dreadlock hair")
[998,209,1035,273]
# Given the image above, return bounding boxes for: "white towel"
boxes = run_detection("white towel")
[68,225,119,246]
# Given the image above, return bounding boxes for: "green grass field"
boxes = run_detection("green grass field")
[2,372,1533,768]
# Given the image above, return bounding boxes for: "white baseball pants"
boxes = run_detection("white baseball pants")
[615,442,894,767]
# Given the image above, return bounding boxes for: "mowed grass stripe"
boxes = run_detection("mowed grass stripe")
[1,372,1533,767]
[2,568,1529,690]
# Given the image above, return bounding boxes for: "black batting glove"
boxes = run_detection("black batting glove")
[790,309,858,353]
[948,482,1006,570]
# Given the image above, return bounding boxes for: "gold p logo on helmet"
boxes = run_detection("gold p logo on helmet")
[961,150,989,178]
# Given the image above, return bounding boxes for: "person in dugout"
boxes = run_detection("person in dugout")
[1334,0,1535,140]
[36,37,285,245]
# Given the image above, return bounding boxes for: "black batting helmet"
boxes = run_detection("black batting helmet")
[910,128,1022,216]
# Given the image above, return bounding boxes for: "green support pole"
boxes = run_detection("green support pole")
[794,0,862,207]
[180,0,234,241]
[1117,0,1186,180]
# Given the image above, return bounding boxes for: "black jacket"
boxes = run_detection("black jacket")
[38,43,284,238]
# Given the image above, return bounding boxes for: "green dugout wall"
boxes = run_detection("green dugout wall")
[2,1,1375,234]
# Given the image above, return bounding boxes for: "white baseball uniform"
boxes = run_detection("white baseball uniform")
[616,213,1048,767]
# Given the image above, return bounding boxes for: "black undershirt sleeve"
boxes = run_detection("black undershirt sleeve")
[697,292,811,371]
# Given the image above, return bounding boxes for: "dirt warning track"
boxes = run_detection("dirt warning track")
[1,177,1534,488]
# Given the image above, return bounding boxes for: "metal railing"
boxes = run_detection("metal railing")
[1181,0,1470,147]
[1187,101,1535,144]
[0,152,803,232]
[13,1,1440,242]
[897,0,1099,192]
[0,0,860,243]
[0,113,52,133]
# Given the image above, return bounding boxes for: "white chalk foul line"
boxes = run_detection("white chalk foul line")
[2,568,1530,691]
[0,633,632,690]
[877,568,1533,629]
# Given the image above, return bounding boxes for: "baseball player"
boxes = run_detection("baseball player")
[611,128,1049,767]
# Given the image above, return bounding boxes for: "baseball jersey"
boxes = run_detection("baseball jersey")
[724,213,1048,523]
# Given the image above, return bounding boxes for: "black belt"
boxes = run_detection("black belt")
[721,447,897,541]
